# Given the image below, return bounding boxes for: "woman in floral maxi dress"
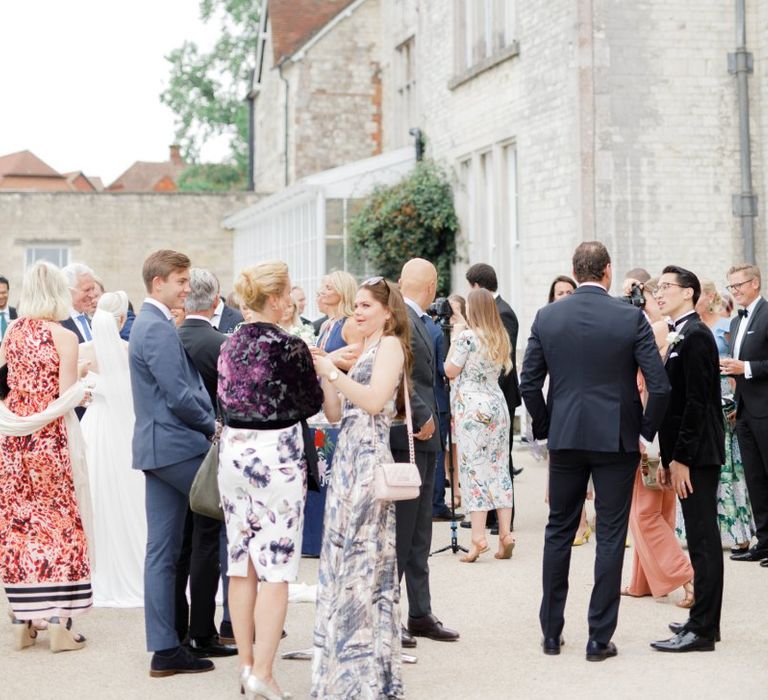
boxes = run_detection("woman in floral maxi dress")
[311,277,410,700]
[0,261,91,651]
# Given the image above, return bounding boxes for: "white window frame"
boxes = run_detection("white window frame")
[454,0,516,74]
[25,245,70,269]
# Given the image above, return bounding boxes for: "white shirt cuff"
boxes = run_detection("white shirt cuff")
[745,361,752,379]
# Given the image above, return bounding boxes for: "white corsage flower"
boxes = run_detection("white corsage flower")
[666,331,685,348]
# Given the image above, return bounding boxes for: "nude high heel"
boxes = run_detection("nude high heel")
[47,617,86,653]
[676,581,695,609]
[495,534,516,559]
[11,619,37,650]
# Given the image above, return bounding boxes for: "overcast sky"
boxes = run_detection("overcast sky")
[0,0,231,184]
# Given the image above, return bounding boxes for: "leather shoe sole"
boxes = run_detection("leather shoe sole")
[760,558,768,567]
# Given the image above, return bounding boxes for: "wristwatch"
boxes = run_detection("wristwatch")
[328,369,340,383]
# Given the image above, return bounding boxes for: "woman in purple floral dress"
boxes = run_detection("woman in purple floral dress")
[310,277,411,700]
[217,261,323,700]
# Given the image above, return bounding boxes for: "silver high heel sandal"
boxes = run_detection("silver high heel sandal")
[240,666,252,695]
[244,675,292,700]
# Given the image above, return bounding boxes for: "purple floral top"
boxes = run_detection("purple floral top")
[217,322,323,424]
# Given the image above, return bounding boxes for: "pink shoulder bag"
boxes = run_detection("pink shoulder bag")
[372,373,421,502]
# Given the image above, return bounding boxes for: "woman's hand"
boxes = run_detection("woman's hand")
[309,346,327,358]
[328,344,361,372]
[77,360,91,379]
[313,354,336,379]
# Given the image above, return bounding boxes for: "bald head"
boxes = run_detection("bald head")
[399,258,437,309]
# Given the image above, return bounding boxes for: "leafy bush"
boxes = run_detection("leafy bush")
[349,160,458,295]
[178,163,246,192]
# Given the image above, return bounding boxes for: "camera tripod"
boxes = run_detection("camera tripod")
[430,319,468,556]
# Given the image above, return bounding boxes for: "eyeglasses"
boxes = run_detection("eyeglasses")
[653,282,686,295]
[725,278,755,292]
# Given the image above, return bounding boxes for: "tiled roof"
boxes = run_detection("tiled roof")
[0,150,60,178]
[269,0,358,65]
[106,158,187,192]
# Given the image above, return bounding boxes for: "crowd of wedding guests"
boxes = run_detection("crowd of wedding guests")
[2,241,768,696]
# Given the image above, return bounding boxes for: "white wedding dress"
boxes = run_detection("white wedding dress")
[80,310,146,607]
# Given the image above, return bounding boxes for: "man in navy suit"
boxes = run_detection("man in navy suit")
[521,241,669,661]
[61,263,97,343]
[129,250,217,677]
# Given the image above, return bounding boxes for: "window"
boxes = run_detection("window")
[395,36,417,147]
[455,0,516,74]
[25,245,70,269]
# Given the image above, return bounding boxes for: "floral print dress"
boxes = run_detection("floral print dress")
[311,342,403,700]
[450,329,513,512]
[0,318,92,619]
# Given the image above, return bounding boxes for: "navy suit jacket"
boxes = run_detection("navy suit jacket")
[129,302,215,470]
[520,285,670,452]
[61,316,86,343]
[217,304,244,334]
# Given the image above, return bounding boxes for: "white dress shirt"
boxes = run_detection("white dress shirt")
[143,297,173,321]
[733,296,762,378]
[211,299,225,329]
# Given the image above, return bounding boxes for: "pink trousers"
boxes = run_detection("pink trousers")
[626,467,693,597]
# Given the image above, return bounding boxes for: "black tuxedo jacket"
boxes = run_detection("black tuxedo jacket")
[495,295,521,410]
[729,296,768,418]
[61,317,86,343]
[390,305,440,453]
[520,285,670,452]
[217,305,244,334]
[659,315,725,468]
[6,307,17,320]
[178,318,227,408]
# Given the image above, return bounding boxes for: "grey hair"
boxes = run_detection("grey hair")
[185,268,219,312]
[62,262,95,288]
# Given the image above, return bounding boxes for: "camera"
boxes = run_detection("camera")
[621,283,646,309]
[427,297,453,322]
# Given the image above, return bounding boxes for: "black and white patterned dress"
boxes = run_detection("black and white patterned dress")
[311,342,403,699]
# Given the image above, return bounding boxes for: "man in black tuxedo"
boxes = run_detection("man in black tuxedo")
[721,263,768,565]
[0,275,18,342]
[520,241,669,661]
[391,258,459,649]
[648,266,724,653]
[176,268,236,658]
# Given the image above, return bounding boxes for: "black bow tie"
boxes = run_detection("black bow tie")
[738,308,749,319]
[667,319,676,332]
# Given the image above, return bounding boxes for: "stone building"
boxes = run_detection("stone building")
[0,192,258,307]
[229,0,768,334]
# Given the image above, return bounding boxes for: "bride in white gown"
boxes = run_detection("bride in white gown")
[80,291,146,607]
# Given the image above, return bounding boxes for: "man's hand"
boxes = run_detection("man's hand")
[726,409,737,429]
[669,460,693,499]
[414,416,436,441]
[720,358,745,376]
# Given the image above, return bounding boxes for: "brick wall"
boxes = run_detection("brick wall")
[0,192,259,308]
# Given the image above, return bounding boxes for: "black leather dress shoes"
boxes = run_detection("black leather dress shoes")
[729,546,768,562]
[400,626,417,649]
[668,622,720,642]
[541,636,564,655]
[760,558,768,567]
[585,640,617,662]
[187,635,238,657]
[408,614,460,642]
[651,631,715,653]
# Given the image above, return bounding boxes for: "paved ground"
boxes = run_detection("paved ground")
[2,447,767,700]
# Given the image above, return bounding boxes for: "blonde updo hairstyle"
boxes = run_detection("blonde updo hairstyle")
[700,280,722,314]
[236,261,290,313]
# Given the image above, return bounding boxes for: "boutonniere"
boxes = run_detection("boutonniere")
[666,331,685,348]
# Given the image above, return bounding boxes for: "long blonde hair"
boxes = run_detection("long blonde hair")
[466,289,512,373]
[326,270,357,318]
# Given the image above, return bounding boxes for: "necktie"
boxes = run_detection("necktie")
[738,308,749,319]
[0,312,7,339]
[78,313,93,341]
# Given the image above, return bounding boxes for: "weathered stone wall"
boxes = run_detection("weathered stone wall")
[0,192,259,308]
[254,0,382,193]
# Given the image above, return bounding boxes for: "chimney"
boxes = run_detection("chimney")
[169,144,183,166]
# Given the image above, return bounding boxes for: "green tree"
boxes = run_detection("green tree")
[178,163,246,191]
[349,161,459,295]
[160,0,260,184]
